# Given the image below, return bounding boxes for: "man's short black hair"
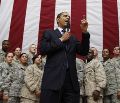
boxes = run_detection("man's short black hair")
[2,40,9,45]
[57,12,63,19]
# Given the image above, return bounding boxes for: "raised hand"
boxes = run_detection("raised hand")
[80,15,88,32]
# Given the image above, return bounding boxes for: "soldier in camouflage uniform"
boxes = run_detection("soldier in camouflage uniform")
[20,54,43,103]
[102,48,120,103]
[111,46,120,66]
[17,53,28,71]
[0,52,18,103]
[13,47,21,64]
[76,58,85,103]
[0,40,9,63]
[27,44,37,65]
[90,47,99,59]
[0,52,14,103]
[8,53,29,103]
[84,49,106,103]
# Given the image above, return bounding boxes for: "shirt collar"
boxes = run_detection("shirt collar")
[57,27,64,34]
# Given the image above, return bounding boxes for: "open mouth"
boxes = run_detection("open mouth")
[64,21,70,26]
[65,20,69,23]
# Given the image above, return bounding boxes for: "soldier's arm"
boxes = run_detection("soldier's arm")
[36,71,43,92]
[114,62,120,91]
[94,61,106,91]
[24,66,38,92]
[3,75,12,96]
[76,59,85,85]
[0,65,3,91]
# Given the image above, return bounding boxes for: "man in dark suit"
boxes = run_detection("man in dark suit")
[40,11,90,103]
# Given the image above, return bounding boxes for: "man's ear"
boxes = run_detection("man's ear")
[56,18,59,23]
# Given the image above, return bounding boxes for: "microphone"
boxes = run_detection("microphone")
[66,22,70,32]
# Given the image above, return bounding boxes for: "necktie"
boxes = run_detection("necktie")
[61,29,69,69]
[61,29,66,34]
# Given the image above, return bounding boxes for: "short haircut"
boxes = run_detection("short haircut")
[57,12,64,19]
[2,40,9,45]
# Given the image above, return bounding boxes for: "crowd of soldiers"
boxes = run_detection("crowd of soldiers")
[76,46,120,103]
[0,40,43,103]
[0,40,120,103]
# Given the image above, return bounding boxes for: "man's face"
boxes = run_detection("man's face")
[29,44,37,54]
[57,12,70,28]
[113,47,120,56]
[2,41,9,52]
[14,47,21,56]
[102,49,110,58]
[5,53,13,64]
[86,49,94,61]
[90,47,98,58]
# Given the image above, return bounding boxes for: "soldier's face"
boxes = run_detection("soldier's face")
[57,12,70,28]
[90,47,98,57]
[2,41,9,52]
[87,50,94,61]
[20,54,28,64]
[113,47,120,56]
[102,49,110,58]
[14,47,21,56]
[34,55,42,64]
[29,45,37,54]
[5,53,14,64]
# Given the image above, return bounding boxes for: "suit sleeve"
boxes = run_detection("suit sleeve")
[40,30,64,55]
[76,32,90,56]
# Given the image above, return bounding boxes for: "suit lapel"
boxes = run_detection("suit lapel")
[54,28,72,52]
[66,37,71,52]
[54,28,62,38]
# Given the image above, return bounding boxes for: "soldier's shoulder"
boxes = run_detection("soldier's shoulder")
[0,49,5,54]
[76,58,84,64]
[0,49,2,53]
[26,64,34,71]
[0,62,7,67]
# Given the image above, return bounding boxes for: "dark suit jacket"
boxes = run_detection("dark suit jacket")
[40,29,90,92]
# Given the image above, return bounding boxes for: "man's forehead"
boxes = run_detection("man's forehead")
[103,50,109,53]
[3,41,9,44]
[113,47,120,51]
[61,12,69,16]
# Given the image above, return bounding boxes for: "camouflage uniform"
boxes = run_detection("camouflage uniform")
[0,61,4,103]
[0,62,27,103]
[27,52,35,65]
[84,59,106,103]
[17,63,28,71]
[20,64,43,103]
[112,57,120,67]
[13,56,20,64]
[76,58,85,103]
[0,49,6,63]
[103,58,120,103]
